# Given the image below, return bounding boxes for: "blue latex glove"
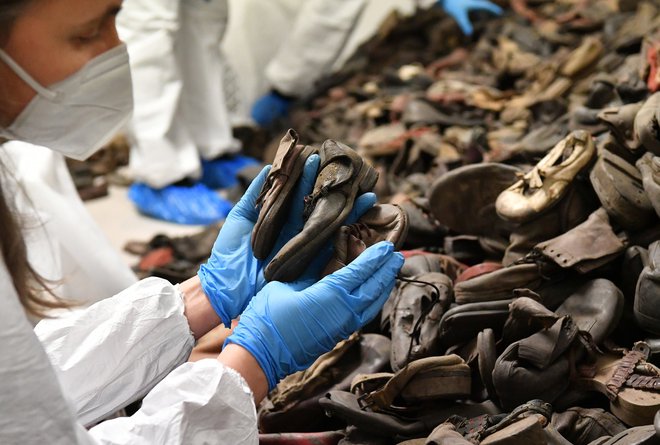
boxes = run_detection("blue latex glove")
[251,91,293,127]
[438,0,502,35]
[198,154,377,327]
[226,241,405,390]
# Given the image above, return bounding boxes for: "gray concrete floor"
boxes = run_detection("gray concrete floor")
[85,185,205,267]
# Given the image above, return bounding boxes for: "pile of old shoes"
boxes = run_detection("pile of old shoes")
[124,222,223,282]
[238,1,660,444]
[65,135,131,201]
[251,129,408,282]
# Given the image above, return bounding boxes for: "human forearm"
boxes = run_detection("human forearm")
[181,277,269,402]
[180,275,222,339]
[217,343,269,403]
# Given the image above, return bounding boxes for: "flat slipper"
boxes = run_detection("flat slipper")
[252,129,317,259]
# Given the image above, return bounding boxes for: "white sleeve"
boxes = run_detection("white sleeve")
[0,263,84,445]
[88,360,258,445]
[265,0,367,97]
[0,266,258,445]
[35,277,196,427]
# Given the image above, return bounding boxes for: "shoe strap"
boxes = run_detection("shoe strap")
[450,413,505,443]
[480,399,552,439]
[350,372,393,396]
[626,374,660,391]
[605,342,651,400]
[523,168,545,189]
[511,250,559,280]
[357,355,464,411]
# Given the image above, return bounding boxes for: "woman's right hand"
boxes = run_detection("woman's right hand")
[223,241,404,392]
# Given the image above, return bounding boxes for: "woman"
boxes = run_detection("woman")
[0,0,404,443]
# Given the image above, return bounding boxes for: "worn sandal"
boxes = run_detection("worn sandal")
[576,342,660,426]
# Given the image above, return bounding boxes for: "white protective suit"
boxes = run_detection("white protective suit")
[222,0,432,110]
[117,0,241,189]
[2,142,137,306]
[0,267,258,444]
[260,0,368,98]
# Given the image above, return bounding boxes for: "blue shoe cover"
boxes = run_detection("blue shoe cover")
[129,182,233,225]
[200,154,261,189]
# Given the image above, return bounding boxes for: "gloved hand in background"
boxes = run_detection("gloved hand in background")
[437,0,503,35]
[226,241,404,390]
[198,154,377,327]
[251,90,293,127]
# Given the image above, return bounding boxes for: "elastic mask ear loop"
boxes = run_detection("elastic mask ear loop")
[0,49,58,100]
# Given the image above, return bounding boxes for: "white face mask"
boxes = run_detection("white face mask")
[0,44,133,161]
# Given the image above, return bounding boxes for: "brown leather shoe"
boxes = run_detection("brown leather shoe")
[589,149,656,231]
[634,92,660,156]
[352,355,472,411]
[453,263,551,305]
[389,272,453,371]
[551,407,626,445]
[428,163,519,241]
[493,316,578,411]
[598,103,643,152]
[259,334,391,433]
[319,390,501,440]
[636,152,660,219]
[534,208,628,274]
[493,279,624,411]
[322,204,408,276]
[438,299,514,349]
[252,129,317,259]
[635,241,660,336]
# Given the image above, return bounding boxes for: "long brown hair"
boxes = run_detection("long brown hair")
[1,0,65,317]
[0,0,33,49]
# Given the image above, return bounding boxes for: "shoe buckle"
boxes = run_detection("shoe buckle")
[633,341,651,360]
[357,393,375,410]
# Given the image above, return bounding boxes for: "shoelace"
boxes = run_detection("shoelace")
[511,249,558,280]
[255,171,288,207]
[395,276,443,361]
[302,185,330,220]
[346,222,374,240]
